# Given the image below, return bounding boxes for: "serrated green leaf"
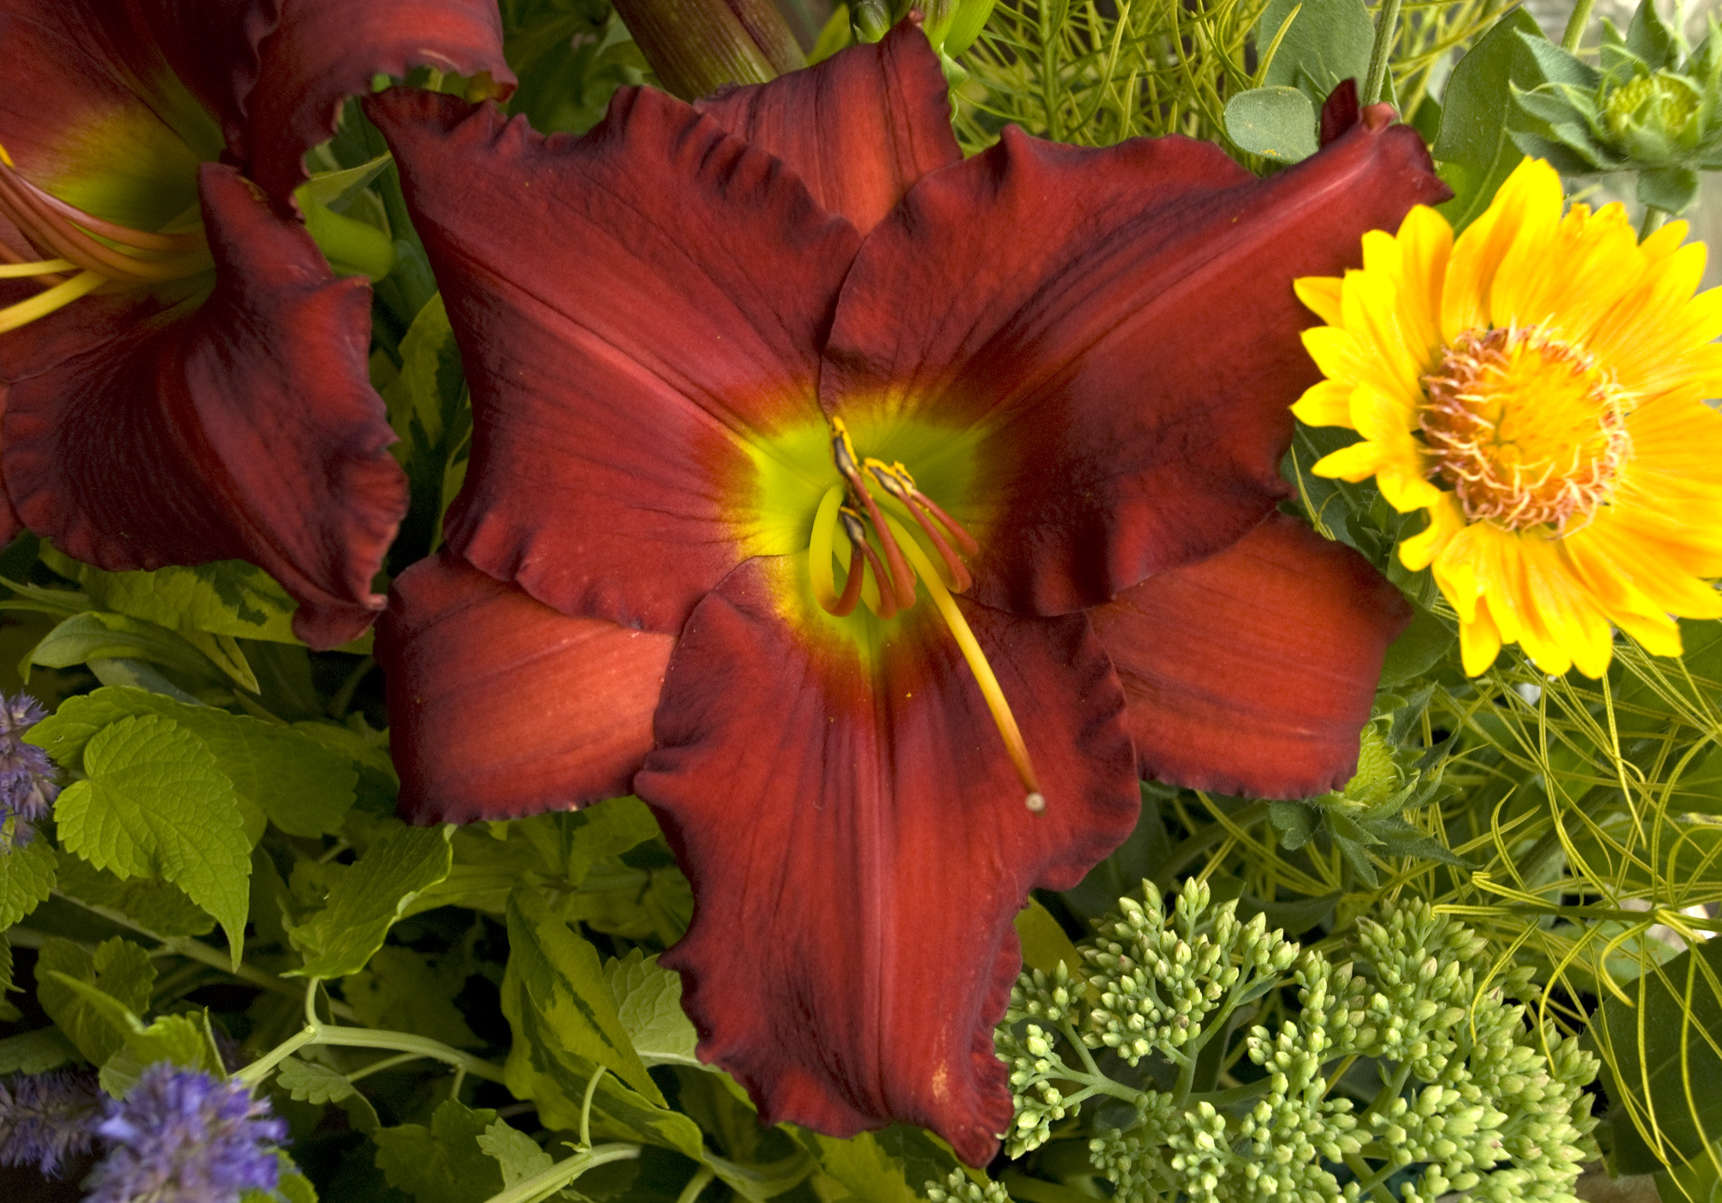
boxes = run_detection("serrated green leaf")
[0,835,56,928]
[54,856,215,939]
[803,1129,921,1203]
[36,936,154,1064]
[55,715,251,957]
[0,1026,79,1073]
[285,826,453,979]
[256,1156,320,1203]
[1518,30,1602,89]
[504,888,661,1103]
[1223,86,1317,162]
[1433,7,1545,230]
[566,797,663,884]
[32,687,356,839]
[1268,800,1317,850]
[604,950,699,1068]
[101,1011,224,1097]
[345,947,481,1049]
[477,1119,555,1188]
[373,1099,507,1203]
[276,1055,358,1106]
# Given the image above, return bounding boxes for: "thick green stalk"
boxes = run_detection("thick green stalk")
[1363,0,1403,105]
[613,0,806,99]
[1561,0,1597,52]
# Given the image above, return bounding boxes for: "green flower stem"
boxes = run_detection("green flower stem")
[674,1166,715,1203]
[236,1015,509,1089]
[1639,203,1669,238]
[481,1143,642,1203]
[578,1066,607,1149]
[1363,0,1403,104]
[346,1052,421,1084]
[1561,0,1596,52]
[304,202,396,280]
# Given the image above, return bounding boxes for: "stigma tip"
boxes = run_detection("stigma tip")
[1025,792,1046,814]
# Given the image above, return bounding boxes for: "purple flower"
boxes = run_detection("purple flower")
[0,692,58,848]
[84,1066,286,1203]
[0,1068,103,1176]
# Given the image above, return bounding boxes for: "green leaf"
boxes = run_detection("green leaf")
[101,1011,225,1097]
[53,856,214,939]
[1433,7,1545,230]
[1638,165,1701,214]
[1517,30,1603,89]
[566,797,664,884]
[1258,0,1374,98]
[295,153,393,211]
[346,947,481,1049]
[276,1055,358,1106]
[1014,896,1082,976]
[0,835,56,928]
[477,1119,555,1188]
[1223,86,1318,162]
[35,936,154,1064]
[1592,935,1722,1173]
[1626,0,1681,65]
[55,715,251,957]
[0,1026,79,1073]
[503,887,661,1103]
[604,950,699,1068]
[803,1130,921,1203]
[1377,605,1453,687]
[373,1099,508,1203]
[284,825,453,979]
[1269,800,1318,851]
[27,611,229,687]
[32,687,357,839]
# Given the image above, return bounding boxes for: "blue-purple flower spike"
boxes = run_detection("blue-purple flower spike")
[0,1069,103,1176]
[0,692,58,848]
[83,1066,286,1203]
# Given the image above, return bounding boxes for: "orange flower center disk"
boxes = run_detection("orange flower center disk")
[0,142,210,333]
[1418,326,1633,533]
[807,417,1046,814]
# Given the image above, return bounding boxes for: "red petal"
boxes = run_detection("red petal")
[0,164,406,649]
[238,0,516,206]
[822,117,1448,616]
[380,551,674,824]
[636,557,1138,1163]
[1088,514,1409,797]
[365,88,860,632]
[696,20,960,234]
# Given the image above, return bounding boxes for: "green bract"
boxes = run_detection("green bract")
[1511,0,1722,213]
[999,882,1600,1201]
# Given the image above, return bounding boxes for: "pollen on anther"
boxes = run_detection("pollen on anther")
[1025,792,1047,814]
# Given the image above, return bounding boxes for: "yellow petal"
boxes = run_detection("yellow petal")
[1443,158,1562,341]
[1310,439,1390,482]
[1459,600,1503,676]
[1290,378,1355,427]
[1294,274,1344,326]
[1400,498,1464,570]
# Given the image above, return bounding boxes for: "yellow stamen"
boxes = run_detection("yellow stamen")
[0,268,105,333]
[0,257,74,278]
[807,484,845,612]
[884,512,1043,807]
[0,142,11,168]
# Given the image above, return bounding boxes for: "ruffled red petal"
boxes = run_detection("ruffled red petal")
[238,0,516,206]
[636,557,1138,1164]
[696,20,960,234]
[821,110,1448,616]
[1088,514,1410,797]
[366,88,860,633]
[380,551,674,825]
[0,164,405,648]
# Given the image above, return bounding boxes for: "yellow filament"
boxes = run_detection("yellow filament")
[883,513,1043,806]
[0,257,74,277]
[807,484,845,611]
[0,268,104,333]
[0,142,11,168]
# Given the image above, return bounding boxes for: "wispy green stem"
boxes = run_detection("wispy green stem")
[482,1143,641,1203]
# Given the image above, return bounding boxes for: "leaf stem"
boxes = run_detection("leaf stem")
[1561,0,1596,52]
[1638,203,1668,239]
[481,1143,641,1203]
[579,1066,607,1149]
[1363,0,1404,104]
[674,1166,715,1203]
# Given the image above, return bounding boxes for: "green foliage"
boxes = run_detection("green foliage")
[1431,6,1545,230]
[1002,881,1599,1200]
[1512,0,1722,215]
[284,826,453,979]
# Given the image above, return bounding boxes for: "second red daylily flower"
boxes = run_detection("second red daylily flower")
[0,0,513,646]
[371,26,1446,1163]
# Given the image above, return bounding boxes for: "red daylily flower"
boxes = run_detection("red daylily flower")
[371,26,1446,1163]
[0,0,513,647]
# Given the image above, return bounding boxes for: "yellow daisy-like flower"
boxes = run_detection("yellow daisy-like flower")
[1293,157,1722,678]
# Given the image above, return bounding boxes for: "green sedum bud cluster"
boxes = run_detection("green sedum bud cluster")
[1512,0,1722,214]
[923,1166,1011,1203]
[996,883,1599,1201]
